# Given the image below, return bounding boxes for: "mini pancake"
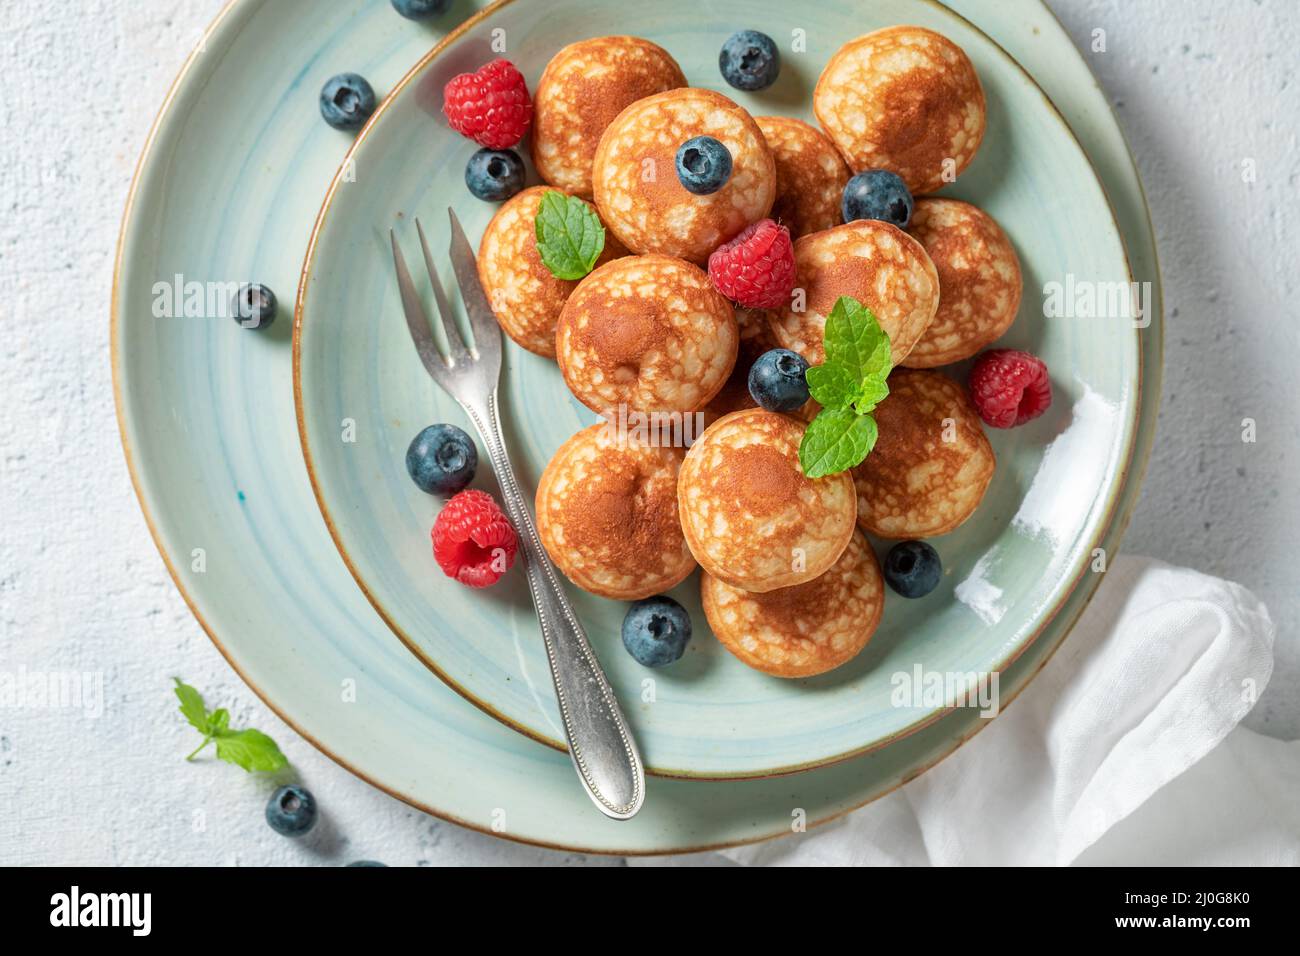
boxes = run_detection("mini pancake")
[556,254,738,416]
[592,88,776,264]
[767,219,940,367]
[477,186,625,358]
[536,423,694,600]
[755,116,851,238]
[902,198,1022,368]
[814,26,986,195]
[702,307,778,422]
[531,36,687,198]
[678,409,856,593]
[702,531,884,678]
[853,368,994,538]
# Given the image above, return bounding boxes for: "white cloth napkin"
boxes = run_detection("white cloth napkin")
[635,556,1295,866]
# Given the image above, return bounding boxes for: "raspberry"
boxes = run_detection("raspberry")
[442,58,532,150]
[968,349,1053,428]
[431,489,518,588]
[707,219,796,309]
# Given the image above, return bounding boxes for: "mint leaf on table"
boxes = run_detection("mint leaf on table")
[213,729,288,773]
[173,678,288,773]
[798,296,893,478]
[534,190,605,280]
[174,678,209,733]
[800,407,879,479]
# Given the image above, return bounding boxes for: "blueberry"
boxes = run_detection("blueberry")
[622,596,692,667]
[346,860,388,867]
[390,0,452,19]
[406,424,477,496]
[748,348,810,412]
[842,169,914,229]
[675,136,732,195]
[465,148,526,202]
[231,283,277,330]
[883,541,942,598]
[719,30,781,91]
[320,73,377,131]
[265,784,318,838]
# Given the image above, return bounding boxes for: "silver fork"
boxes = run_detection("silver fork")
[389,210,645,820]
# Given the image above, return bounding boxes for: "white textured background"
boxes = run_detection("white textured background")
[1,0,1296,865]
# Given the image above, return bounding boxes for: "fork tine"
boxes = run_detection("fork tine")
[415,218,473,364]
[390,229,453,382]
[446,208,503,357]
[390,228,427,330]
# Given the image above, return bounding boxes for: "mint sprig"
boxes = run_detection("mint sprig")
[534,190,606,280]
[798,296,893,478]
[174,678,288,773]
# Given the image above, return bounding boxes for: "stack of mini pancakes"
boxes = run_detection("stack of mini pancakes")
[475,29,1022,678]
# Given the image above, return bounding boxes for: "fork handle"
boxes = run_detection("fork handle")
[462,393,645,820]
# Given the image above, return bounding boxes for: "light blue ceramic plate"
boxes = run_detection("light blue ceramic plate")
[114,0,1160,851]
[294,0,1140,778]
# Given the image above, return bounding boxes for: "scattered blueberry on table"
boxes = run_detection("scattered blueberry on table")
[622,596,693,667]
[320,73,377,131]
[465,148,526,201]
[406,424,477,496]
[748,348,811,413]
[391,0,452,19]
[719,29,781,91]
[231,283,277,330]
[842,169,914,229]
[675,136,732,195]
[883,541,942,598]
[265,784,318,838]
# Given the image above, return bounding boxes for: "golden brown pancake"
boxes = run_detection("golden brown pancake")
[477,186,626,358]
[677,409,856,592]
[767,219,940,367]
[902,198,1022,368]
[754,116,851,238]
[536,424,694,600]
[592,88,776,263]
[853,368,994,538]
[531,37,687,198]
[702,531,884,678]
[814,26,986,195]
[555,254,738,416]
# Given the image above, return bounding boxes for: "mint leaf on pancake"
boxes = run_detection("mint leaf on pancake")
[799,407,879,479]
[534,190,606,280]
[823,296,891,387]
[798,296,893,477]
[806,361,859,408]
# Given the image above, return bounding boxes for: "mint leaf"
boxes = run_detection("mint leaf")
[806,362,859,409]
[798,296,895,476]
[534,190,605,280]
[799,407,879,478]
[174,678,288,772]
[173,678,210,734]
[213,729,289,773]
[208,708,231,735]
[823,296,891,386]
[853,375,890,415]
